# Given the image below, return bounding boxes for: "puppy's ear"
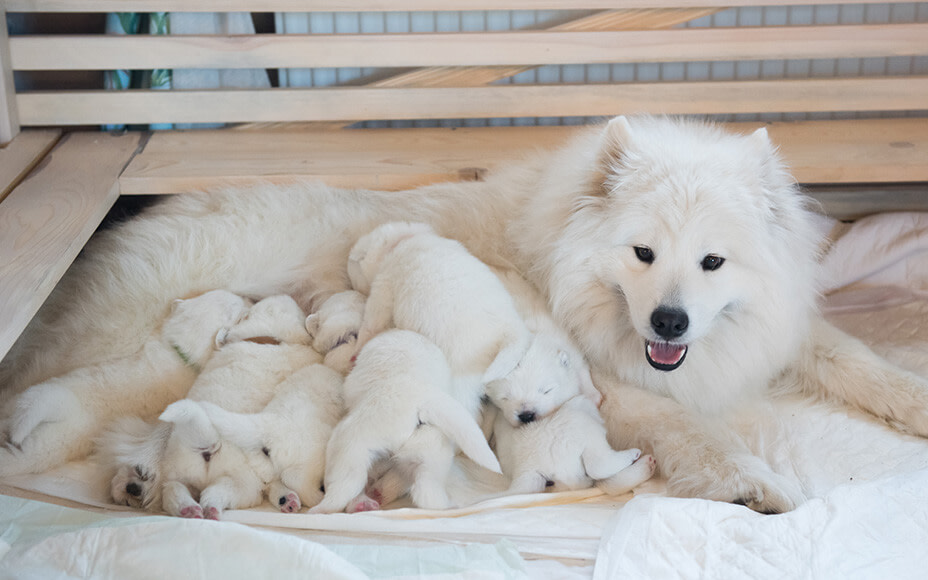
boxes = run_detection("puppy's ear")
[483,334,530,384]
[159,400,197,424]
[215,327,230,348]
[305,313,320,340]
[558,350,571,368]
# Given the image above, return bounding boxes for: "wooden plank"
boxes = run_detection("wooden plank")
[4,0,899,13]
[0,132,141,362]
[0,8,21,145]
[0,129,60,202]
[119,119,928,196]
[15,24,927,71]
[806,185,928,221]
[17,77,928,126]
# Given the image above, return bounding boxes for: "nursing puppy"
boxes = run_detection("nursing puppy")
[184,363,345,512]
[310,330,502,513]
[8,116,928,514]
[0,290,251,476]
[492,395,653,496]
[304,290,366,375]
[100,294,322,518]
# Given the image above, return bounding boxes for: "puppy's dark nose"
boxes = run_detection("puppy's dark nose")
[651,307,689,339]
[126,482,142,497]
[518,411,536,424]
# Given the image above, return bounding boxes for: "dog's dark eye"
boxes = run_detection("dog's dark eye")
[633,246,654,264]
[701,254,725,271]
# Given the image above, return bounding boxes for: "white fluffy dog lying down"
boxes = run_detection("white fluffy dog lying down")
[0,290,252,477]
[98,294,322,519]
[304,290,366,375]
[183,363,345,513]
[311,330,502,514]
[492,395,654,496]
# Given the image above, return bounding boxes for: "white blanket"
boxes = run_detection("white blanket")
[4,211,928,579]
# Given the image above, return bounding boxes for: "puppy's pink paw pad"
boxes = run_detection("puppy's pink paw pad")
[279,492,301,513]
[179,505,204,519]
[644,455,657,475]
[347,498,381,513]
[204,506,220,520]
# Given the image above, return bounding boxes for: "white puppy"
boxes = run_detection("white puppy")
[493,395,653,495]
[99,294,322,518]
[305,290,366,375]
[0,290,251,476]
[348,222,533,421]
[310,330,501,513]
[185,363,345,512]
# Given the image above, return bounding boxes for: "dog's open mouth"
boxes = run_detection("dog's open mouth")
[645,340,687,371]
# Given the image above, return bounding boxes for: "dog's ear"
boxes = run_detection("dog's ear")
[558,349,571,368]
[214,327,230,348]
[592,116,635,196]
[305,313,320,340]
[483,334,530,384]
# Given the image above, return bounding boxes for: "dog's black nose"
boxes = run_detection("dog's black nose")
[651,307,689,338]
[126,482,142,497]
[518,411,536,424]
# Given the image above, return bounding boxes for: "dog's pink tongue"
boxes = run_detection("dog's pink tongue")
[649,341,686,364]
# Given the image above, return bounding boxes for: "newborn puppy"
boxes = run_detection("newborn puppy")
[305,290,366,374]
[1,290,251,477]
[99,294,322,519]
[310,330,501,514]
[493,395,654,495]
[188,363,345,512]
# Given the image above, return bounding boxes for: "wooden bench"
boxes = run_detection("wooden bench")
[1,0,927,363]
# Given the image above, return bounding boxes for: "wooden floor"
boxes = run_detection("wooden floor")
[1,118,927,363]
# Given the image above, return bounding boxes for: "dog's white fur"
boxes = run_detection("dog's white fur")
[311,330,501,513]
[0,290,251,476]
[190,363,345,512]
[98,294,322,518]
[6,116,928,513]
[492,395,652,495]
[305,290,366,375]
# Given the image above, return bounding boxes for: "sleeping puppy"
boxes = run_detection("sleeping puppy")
[98,294,322,519]
[179,363,345,512]
[492,395,654,496]
[0,290,251,476]
[348,222,534,421]
[305,290,366,375]
[310,330,502,513]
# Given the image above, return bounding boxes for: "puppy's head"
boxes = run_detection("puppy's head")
[96,416,170,510]
[347,221,435,294]
[305,290,366,356]
[163,290,252,367]
[220,294,310,347]
[485,333,586,427]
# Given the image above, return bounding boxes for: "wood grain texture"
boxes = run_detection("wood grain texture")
[0,129,60,202]
[119,119,928,196]
[0,132,140,362]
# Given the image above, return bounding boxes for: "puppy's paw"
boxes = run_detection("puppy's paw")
[278,492,301,513]
[346,494,381,513]
[203,506,221,520]
[596,454,656,496]
[179,505,204,519]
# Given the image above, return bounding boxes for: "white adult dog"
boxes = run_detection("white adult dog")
[0,290,251,476]
[310,330,501,513]
[6,116,928,514]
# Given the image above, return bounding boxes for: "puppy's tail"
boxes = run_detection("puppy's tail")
[421,395,502,474]
[194,401,266,452]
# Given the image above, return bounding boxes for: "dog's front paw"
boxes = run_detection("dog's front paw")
[179,505,204,519]
[346,493,381,513]
[278,492,301,513]
[203,506,221,520]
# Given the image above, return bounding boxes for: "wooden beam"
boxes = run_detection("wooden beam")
[0,129,60,202]
[17,77,928,126]
[0,132,141,362]
[118,119,928,196]
[0,9,21,145]
[18,24,926,71]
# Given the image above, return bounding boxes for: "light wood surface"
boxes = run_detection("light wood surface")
[18,77,928,126]
[0,129,60,202]
[119,119,928,196]
[15,24,927,71]
[0,132,141,362]
[0,8,20,145]
[4,0,898,12]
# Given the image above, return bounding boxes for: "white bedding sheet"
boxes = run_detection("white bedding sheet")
[4,211,928,579]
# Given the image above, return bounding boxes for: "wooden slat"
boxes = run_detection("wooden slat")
[15,24,928,71]
[4,0,898,13]
[17,77,928,126]
[118,119,928,196]
[0,8,20,145]
[806,185,928,221]
[0,132,141,362]
[0,129,61,202]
